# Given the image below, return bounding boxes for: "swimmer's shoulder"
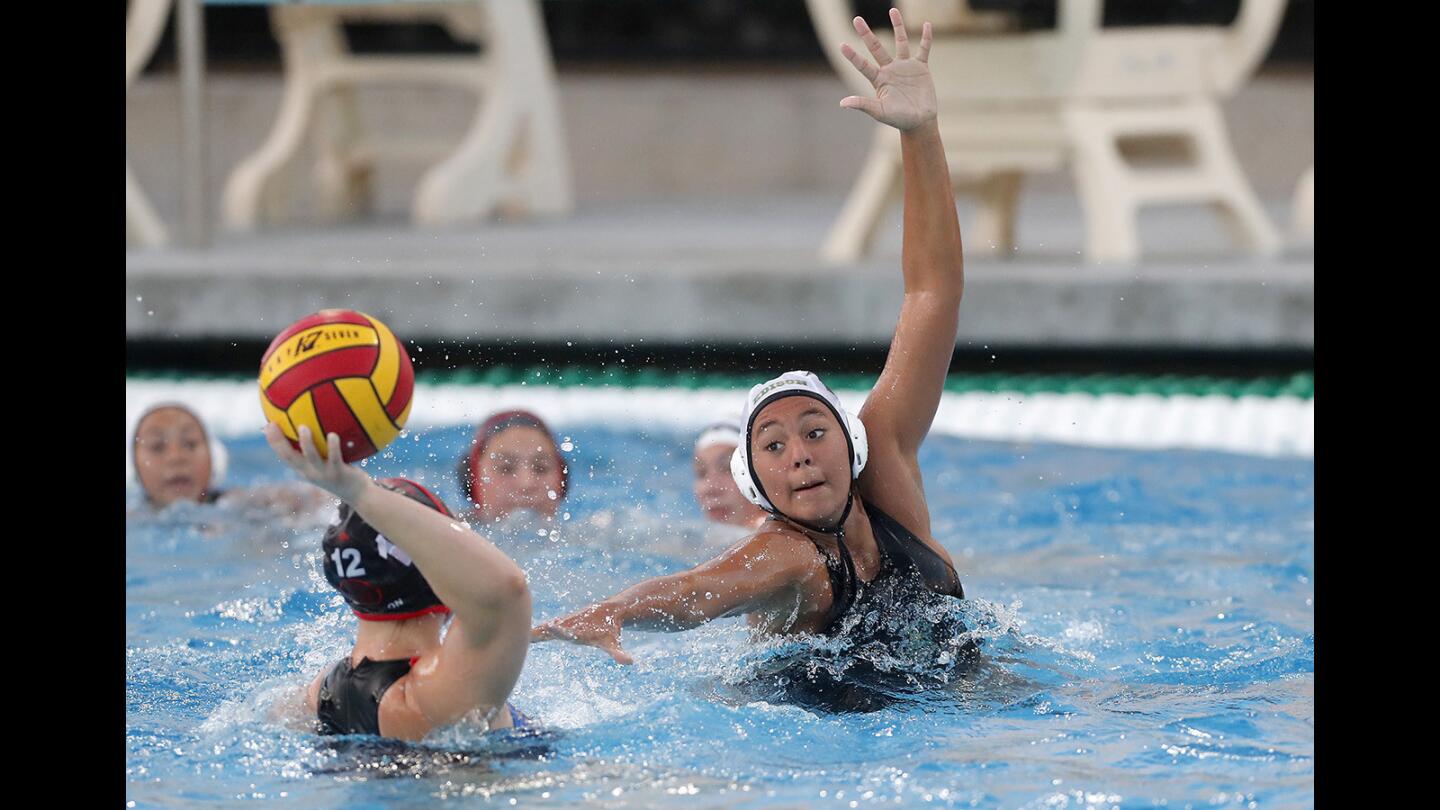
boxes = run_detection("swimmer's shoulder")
[376,671,435,741]
[712,521,834,587]
[306,668,324,714]
[377,671,519,740]
[717,523,844,630]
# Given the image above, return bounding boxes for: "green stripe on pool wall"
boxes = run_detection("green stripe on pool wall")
[126,368,1314,399]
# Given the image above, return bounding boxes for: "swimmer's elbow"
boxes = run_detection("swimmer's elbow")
[461,567,529,614]
[493,569,531,607]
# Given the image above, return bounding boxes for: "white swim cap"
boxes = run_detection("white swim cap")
[729,371,868,512]
[694,420,742,452]
[125,402,228,493]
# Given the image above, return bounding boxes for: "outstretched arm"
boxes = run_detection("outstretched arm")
[531,532,821,664]
[840,9,964,456]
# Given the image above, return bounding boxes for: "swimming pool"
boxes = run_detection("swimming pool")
[126,379,1313,808]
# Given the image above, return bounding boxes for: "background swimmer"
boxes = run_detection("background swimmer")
[458,410,568,525]
[129,403,328,514]
[131,403,226,507]
[267,424,533,740]
[692,421,767,529]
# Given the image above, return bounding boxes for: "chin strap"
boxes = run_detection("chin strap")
[768,486,857,556]
[766,488,860,611]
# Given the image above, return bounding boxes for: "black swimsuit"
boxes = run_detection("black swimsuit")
[752,502,978,713]
[316,657,533,736]
[813,502,965,634]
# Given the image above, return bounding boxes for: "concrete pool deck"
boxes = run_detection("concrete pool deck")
[126,66,1312,353]
[125,191,1313,350]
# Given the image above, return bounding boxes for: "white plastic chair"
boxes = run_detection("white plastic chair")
[807,0,1286,263]
[221,0,571,231]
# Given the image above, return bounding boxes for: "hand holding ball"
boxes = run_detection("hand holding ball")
[259,309,414,463]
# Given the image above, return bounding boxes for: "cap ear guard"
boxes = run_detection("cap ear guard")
[842,408,868,478]
[209,436,228,490]
[730,443,773,512]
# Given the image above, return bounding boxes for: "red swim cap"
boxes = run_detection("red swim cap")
[457,410,569,517]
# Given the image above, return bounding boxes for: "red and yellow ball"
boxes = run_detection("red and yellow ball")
[259,309,414,463]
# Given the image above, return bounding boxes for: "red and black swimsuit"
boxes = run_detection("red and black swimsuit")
[316,657,414,736]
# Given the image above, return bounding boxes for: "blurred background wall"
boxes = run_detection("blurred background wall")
[125,0,1313,224]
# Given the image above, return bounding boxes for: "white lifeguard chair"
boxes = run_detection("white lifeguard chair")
[806,0,1286,263]
[221,0,572,231]
[126,0,175,247]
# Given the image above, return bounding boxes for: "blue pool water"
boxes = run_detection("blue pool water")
[126,424,1314,808]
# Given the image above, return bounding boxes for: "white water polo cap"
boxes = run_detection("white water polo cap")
[730,371,868,512]
[694,420,743,452]
[126,402,229,493]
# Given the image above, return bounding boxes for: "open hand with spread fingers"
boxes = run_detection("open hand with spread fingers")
[531,602,635,665]
[838,8,937,132]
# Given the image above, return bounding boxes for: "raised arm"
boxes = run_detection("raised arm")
[266,425,531,729]
[531,531,822,664]
[839,9,964,456]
